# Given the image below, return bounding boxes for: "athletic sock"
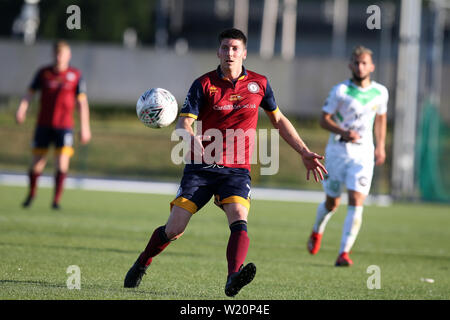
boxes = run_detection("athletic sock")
[339,205,364,254]
[53,170,67,205]
[138,225,171,267]
[28,170,40,198]
[313,202,335,234]
[226,220,250,276]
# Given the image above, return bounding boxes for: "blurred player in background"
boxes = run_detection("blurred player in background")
[307,45,388,266]
[124,28,327,296]
[15,40,91,210]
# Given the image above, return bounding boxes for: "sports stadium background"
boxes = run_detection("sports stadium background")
[0,0,448,203]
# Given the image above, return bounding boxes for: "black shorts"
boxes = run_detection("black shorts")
[170,164,251,214]
[32,126,74,157]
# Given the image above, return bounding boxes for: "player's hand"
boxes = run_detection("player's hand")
[375,146,386,166]
[341,130,361,143]
[15,109,26,124]
[189,134,211,162]
[79,129,91,145]
[300,150,328,182]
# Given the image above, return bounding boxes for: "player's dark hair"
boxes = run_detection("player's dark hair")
[218,28,247,47]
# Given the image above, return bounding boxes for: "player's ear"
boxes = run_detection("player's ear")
[243,48,247,60]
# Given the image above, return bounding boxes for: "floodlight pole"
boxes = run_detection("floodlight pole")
[391,0,422,199]
[281,0,297,61]
[331,0,348,58]
[260,0,279,59]
[234,0,249,37]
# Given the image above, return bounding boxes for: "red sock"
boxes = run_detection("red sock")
[28,170,40,198]
[53,171,67,204]
[138,226,171,267]
[226,221,250,276]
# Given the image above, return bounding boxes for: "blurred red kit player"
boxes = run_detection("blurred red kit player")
[16,40,91,209]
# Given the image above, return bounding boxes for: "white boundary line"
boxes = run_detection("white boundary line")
[0,172,392,206]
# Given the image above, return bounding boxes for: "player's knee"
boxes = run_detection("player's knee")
[164,225,185,240]
[325,197,340,212]
[224,203,248,223]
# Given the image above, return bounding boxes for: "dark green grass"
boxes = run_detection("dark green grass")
[0,185,449,300]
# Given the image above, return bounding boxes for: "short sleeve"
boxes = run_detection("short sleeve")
[377,87,389,115]
[76,75,87,95]
[260,79,277,112]
[180,79,204,119]
[29,69,42,91]
[322,85,341,114]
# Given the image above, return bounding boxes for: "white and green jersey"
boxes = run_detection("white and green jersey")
[323,79,388,157]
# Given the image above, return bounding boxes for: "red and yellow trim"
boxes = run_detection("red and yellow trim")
[179,113,198,120]
[170,196,198,214]
[266,106,279,114]
[77,92,87,100]
[215,195,251,212]
[54,146,74,157]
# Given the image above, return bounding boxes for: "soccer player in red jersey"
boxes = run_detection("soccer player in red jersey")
[124,29,327,296]
[16,40,91,209]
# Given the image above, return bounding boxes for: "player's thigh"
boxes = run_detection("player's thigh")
[170,172,215,214]
[54,128,74,168]
[215,173,251,223]
[32,126,51,160]
[322,155,346,199]
[345,159,374,198]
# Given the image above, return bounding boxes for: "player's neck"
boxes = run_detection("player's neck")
[54,64,69,73]
[351,77,371,88]
[221,65,243,82]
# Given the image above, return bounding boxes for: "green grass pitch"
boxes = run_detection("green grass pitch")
[0,185,449,300]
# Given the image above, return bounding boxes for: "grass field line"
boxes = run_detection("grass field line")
[0,171,392,206]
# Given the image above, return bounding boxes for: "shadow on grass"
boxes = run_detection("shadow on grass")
[0,279,66,289]
[0,241,205,259]
[0,280,222,299]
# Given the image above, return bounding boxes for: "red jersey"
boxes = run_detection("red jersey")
[30,66,86,129]
[180,66,278,171]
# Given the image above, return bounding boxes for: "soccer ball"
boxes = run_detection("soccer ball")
[136,88,179,128]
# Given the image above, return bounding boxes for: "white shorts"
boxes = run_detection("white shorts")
[322,151,374,198]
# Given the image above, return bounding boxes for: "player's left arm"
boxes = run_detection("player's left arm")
[265,108,327,182]
[76,93,91,145]
[374,112,387,166]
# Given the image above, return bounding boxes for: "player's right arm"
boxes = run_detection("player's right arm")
[176,78,211,159]
[16,69,42,124]
[321,84,360,142]
[320,112,360,142]
[175,116,208,160]
[15,90,35,124]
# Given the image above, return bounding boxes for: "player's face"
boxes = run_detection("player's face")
[217,38,247,70]
[349,53,374,82]
[55,46,71,69]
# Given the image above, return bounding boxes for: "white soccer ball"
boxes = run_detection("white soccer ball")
[136,88,179,128]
